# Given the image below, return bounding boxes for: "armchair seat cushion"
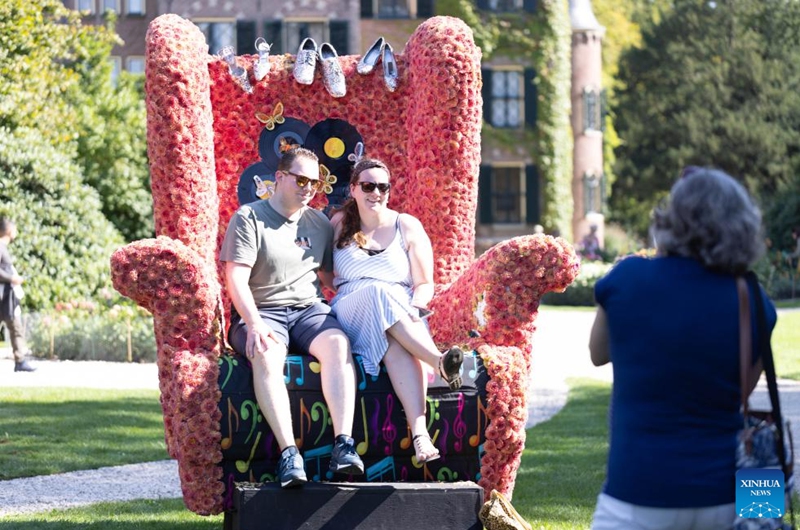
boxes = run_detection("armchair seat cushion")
[217,350,489,509]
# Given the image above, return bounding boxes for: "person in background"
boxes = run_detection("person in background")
[220,147,363,488]
[589,167,776,530]
[788,227,799,270]
[0,218,36,373]
[330,158,464,464]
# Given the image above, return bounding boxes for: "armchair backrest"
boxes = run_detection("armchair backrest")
[144,15,483,290]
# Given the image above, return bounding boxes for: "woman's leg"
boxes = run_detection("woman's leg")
[383,337,439,462]
[386,316,442,369]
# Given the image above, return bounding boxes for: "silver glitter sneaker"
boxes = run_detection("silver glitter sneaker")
[293,37,318,85]
[357,36,385,75]
[318,42,346,98]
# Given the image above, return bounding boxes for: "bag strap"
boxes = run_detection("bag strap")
[740,272,795,526]
[737,276,753,416]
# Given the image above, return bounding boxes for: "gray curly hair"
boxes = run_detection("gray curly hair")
[651,168,765,274]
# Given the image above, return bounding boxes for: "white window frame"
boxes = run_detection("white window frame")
[102,0,119,13]
[109,56,122,85]
[489,68,524,129]
[77,0,96,13]
[126,56,145,74]
[126,0,145,15]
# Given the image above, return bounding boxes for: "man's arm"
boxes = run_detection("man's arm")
[224,261,280,358]
[589,306,611,366]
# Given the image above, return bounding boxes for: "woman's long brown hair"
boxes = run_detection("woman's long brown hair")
[335,158,390,249]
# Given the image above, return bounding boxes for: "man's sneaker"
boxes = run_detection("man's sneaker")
[277,446,307,488]
[329,435,364,475]
[14,360,36,372]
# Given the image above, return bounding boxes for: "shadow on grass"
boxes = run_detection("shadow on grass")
[0,499,223,530]
[514,379,610,529]
[0,388,166,480]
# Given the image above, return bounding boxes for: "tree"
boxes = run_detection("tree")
[0,0,152,242]
[611,0,800,236]
[0,128,124,311]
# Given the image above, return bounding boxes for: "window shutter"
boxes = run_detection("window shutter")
[236,20,257,55]
[329,21,349,55]
[523,0,536,13]
[482,68,492,126]
[264,21,283,54]
[525,164,540,224]
[361,0,374,18]
[479,165,493,224]
[417,0,434,17]
[524,67,537,129]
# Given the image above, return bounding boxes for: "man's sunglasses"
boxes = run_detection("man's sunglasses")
[284,171,323,191]
[357,182,391,194]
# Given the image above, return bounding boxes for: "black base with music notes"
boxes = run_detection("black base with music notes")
[226,481,484,530]
[217,350,490,511]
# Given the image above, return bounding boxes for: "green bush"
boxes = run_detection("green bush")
[753,250,800,301]
[26,291,155,363]
[542,261,614,306]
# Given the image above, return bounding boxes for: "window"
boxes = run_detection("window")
[583,86,602,132]
[126,56,145,74]
[195,21,236,55]
[489,166,524,224]
[490,70,523,128]
[377,0,410,17]
[283,20,326,55]
[583,171,606,215]
[109,56,122,85]
[77,0,96,13]
[487,0,522,12]
[479,165,539,225]
[102,0,118,13]
[127,0,144,15]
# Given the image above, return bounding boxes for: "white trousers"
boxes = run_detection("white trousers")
[591,493,735,530]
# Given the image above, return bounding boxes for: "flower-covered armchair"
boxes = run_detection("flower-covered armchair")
[110,14,579,516]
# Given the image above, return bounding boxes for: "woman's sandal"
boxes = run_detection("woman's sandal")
[439,346,464,391]
[412,434,440,464]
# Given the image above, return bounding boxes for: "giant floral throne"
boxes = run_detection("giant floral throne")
[110,14,579,516]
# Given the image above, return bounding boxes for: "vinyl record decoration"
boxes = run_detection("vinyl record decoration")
[258,117,312,171]
[304,119,363,209]
[237,161,275,205]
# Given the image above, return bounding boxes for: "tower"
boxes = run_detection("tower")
[569,0,605,247]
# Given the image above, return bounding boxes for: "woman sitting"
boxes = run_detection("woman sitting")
[329,158,464,465]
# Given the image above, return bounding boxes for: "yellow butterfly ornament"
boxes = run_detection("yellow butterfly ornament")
[256,101,285,131]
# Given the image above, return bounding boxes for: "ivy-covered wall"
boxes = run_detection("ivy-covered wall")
[436,0,574,238]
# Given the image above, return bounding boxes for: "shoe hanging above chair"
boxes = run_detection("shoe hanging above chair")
[293,37,318,85]
[318,42,346,98]
[253,37,271,82]
[357,36,386,75]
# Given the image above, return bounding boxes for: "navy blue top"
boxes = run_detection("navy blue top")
[595,256,777,507]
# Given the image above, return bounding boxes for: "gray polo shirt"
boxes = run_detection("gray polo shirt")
[220,200,333,308]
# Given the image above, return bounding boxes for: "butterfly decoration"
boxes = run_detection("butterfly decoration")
[319,164,338,195]
[256,102,285,131]
[347,141,365,165]
[278,136,299,154]
[253,175,275,199]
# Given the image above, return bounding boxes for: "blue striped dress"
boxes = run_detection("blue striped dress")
[331,219,417,376]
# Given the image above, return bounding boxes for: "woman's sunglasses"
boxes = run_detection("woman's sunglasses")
[284,171,324,191]
[357,181,391,194]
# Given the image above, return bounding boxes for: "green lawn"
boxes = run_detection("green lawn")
[0,388,167,480]
[773,310,800,380]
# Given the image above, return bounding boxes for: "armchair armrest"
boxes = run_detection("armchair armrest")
[429,234,579,347]
[111,237,226,515]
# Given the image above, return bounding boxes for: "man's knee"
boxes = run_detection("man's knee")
[309,329,351,364]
